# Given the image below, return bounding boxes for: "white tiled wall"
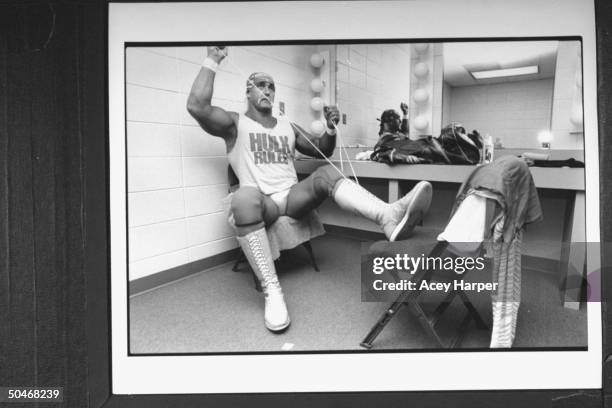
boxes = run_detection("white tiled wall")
[126,45,320,280]
[335,44,412,147]
[447,79,554,149]
[317,44,413,233]
[550,41,584,150]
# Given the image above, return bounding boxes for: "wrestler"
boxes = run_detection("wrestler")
[377,102,409,137]
[187,46,432,332]
[375,104,410,151]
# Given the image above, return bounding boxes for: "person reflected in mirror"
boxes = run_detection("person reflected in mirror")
[375,103,409,150]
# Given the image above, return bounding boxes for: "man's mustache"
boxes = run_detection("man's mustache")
[257,96,272,104]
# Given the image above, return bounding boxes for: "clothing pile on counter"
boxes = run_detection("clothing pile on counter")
[370,123,483,165]
[367,123,585,168]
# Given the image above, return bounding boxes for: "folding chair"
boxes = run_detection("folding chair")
[360,194,496,349]
[227,165,321,292]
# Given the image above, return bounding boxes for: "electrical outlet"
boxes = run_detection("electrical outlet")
[342,113,347,124]
[279,101,285,115]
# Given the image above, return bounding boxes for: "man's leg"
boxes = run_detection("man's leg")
[230,186,290,332]
[285,165,344,219]
[286,165,432,241]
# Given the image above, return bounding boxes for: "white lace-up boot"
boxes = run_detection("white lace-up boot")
[333,180,432,241]
[236,228,290,332]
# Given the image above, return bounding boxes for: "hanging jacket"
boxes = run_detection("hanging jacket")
[451,156,543,348]
[452,155,542,242]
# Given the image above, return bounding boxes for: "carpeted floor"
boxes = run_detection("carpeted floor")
[129,233,587,354]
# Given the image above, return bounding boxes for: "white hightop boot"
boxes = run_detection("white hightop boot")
[333,180,432,241]
[236,228,291,332]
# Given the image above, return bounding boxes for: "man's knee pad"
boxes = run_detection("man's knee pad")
[230,187,265,226]
[312,165,343,197]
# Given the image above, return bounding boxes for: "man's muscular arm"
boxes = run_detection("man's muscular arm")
[400,102,409,136]
[294,105,340,158]
[186,46,237,139]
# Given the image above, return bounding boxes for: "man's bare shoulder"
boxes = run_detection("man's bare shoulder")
[228,111,240,123]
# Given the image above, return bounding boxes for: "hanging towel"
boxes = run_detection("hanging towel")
[487,220,523,348]
[452,156,542,348]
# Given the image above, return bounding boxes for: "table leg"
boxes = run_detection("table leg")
[388,180,399,202]
[561,191,586,310]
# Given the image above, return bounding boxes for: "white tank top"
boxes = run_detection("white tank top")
[227,113,298,195]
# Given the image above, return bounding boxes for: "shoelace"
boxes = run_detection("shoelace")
[247,234,281,290]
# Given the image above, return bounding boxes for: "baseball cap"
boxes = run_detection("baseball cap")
[379,109,401,123]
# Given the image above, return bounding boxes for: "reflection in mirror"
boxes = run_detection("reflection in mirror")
[334,43,413,147]
[441,41,583,151]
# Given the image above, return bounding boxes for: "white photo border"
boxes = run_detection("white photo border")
[109,0,601,394]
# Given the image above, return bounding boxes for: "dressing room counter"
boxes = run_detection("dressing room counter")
[295,159,586,309]
[294,159,584,191]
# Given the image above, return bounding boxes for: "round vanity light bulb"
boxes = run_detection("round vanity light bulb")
[310,78,324,93]
[310,97,325,111]
[537,130,553,144]
[310,53,324,68]
[570,105,583,126]
[414,43,429,53]
[414,115,429,130]
[310,120,325,134]
[413,88,430,104]
[414,62,430,78]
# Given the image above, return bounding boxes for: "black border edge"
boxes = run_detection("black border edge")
[87,1,609,407]
[85,1,112,407]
